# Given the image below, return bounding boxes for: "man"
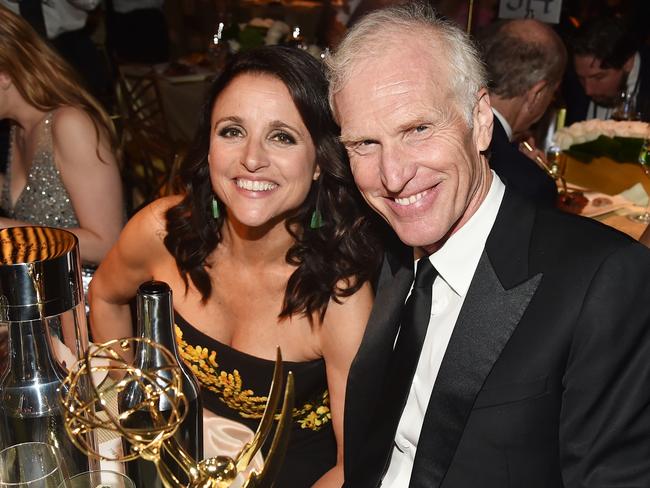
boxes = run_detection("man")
[565,16,650,123]
[324,0,405,47]
[477,19,564,207]
[326,3,650,487]
[106,0,170,64]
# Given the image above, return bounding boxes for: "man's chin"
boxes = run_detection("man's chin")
[591,96,619,108]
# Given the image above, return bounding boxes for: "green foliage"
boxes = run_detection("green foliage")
[566,136,645,164]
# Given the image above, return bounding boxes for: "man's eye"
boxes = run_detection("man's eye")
[414,125,430,134]
[271,131,296,144]
[348,140,377,156]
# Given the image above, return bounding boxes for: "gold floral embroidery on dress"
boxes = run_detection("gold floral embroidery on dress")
[175,326,331,431]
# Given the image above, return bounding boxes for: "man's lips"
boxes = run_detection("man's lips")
[384,184,440,215]
[394,189,428,206]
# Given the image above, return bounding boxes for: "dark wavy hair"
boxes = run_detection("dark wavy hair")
[164,45,381,320]
[570,16,638,69]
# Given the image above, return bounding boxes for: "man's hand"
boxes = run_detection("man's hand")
[518,137,552,175]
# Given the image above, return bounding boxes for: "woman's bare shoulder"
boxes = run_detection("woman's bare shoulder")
[113,196,183,266]
[147,194,184,219]
[50,106,94,136]
[132,195,184,234]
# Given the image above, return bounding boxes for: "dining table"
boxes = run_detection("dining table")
[563,154,649,240]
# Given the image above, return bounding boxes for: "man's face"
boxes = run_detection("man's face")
[574,54,629,107]
[334,43,493,252]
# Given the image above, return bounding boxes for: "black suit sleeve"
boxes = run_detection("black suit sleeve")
[560,242,650,486]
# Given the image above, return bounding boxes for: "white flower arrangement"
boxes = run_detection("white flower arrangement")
[227,18,291,54]
[554,119,650,151]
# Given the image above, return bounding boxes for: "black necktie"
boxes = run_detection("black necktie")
[358,258,438,482]
[19,0,47,39]
[385,257,437,425]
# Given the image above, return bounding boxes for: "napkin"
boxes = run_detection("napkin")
[203,411,265,487]
[619,183,649,207]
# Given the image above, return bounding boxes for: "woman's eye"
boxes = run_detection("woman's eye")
[271,131,296,144]
[219,127,242,138]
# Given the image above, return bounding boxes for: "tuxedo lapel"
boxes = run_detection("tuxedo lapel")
[409,252,541,488]
[409,190,542,488]
[344,245,414,484]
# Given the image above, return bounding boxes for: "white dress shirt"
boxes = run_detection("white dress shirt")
[381,173,506,487]
[587,52,641,121]
[0,0,101,39]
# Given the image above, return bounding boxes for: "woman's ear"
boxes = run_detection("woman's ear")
[313,164,321,181]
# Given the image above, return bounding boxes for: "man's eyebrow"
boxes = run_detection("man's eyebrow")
[339,135,365,146]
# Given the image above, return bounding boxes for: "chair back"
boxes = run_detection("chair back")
[114,65,180,215]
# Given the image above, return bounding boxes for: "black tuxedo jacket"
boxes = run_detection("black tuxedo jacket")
[488,117,557,207]
[564,47,650,124]
[344,189,650,487]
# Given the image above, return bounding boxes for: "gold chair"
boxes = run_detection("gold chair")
[114,66,183,215]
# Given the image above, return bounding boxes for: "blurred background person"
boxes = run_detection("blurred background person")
[105,0,170,64]
[0,0,110,104]
[564,15,649,123]
[477,18,566,207]
[0,5,124,267]
[89,46,380,487]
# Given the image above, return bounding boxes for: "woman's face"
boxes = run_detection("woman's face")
[208,73,318,229]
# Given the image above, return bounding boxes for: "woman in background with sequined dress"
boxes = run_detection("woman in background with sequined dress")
[90,45,381,487]
[0,5,123,265]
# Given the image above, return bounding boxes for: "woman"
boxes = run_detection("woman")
[90,46,380,487]
[0,5,123,265]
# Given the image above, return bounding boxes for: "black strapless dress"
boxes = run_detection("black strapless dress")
[175,313,336,487]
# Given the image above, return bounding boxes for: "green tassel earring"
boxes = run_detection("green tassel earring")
[310,176,324,229]
[211,197,220,219]
[310,209,323,229]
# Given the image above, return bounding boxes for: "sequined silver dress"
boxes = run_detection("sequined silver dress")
[0,112,79,228]
[0,112,95,309]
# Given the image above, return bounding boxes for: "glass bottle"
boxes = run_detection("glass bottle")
[120,281,203,486]
[0,226,93,477]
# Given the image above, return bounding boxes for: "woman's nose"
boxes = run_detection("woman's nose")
[242,139,269,172]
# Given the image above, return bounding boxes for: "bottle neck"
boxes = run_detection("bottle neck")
[129,285,201,405]
[134,289,181,371]
[137,292,176,347]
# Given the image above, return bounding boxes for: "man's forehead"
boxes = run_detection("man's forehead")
[574,54,617,73]
[345,45,447,94]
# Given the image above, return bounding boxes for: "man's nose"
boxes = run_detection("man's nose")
[379,144,415,193]
[583,79,598,97]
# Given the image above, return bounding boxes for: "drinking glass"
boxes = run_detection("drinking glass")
[0,442,65,488]
[627,138,650,223]
[611,90,636,121]
[547,145,568,193]
[58,470,135,488]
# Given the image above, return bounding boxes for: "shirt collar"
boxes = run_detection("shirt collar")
[492,108,513,141]
[627,52,641,97]
[427,172,505,297]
